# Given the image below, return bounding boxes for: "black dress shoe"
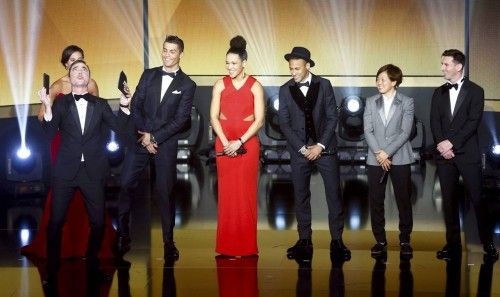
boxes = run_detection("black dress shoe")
[116,235,131,256]
[400,242,413,259]
[42,273,58,296]
[483,242,499,260]
[330,239,351,260]
[164,241,179,260]
[86,257,114,283]
[287,239,313,260]
[370,242,387,255]
[436,243,462,260]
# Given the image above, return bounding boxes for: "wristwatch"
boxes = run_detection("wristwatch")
[150,134,157,145]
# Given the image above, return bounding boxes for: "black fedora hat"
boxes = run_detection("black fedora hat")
[284,47,315,67]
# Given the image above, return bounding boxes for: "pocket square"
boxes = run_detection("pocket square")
[172,90,182,94]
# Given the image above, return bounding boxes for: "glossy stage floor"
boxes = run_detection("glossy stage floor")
[0,159,498,296]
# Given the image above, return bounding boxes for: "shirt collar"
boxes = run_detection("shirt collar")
[446,74,465,87]
[300,72,312,85]
[162,67,180,74]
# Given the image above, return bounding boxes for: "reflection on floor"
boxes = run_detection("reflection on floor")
[0,161,498,296]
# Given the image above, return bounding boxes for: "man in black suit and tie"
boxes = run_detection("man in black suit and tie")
[39,60,131,284]
[278,47,350,261]
[430,49,498,261]
[116,35,196,260]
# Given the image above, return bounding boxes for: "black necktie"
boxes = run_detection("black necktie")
[296,81,309,88]
[74,93,88,101]
[446,82,458,90]
[162,71,176,78]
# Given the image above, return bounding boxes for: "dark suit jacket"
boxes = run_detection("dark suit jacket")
[131,67,196,151]
[278,74,338,156]
[43,93,129,180]
[430,78,484,163]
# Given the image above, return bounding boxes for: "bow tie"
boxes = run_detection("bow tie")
[162,71,176,78]
[74,93,88,101]
[296,81,310,88]
[446,82,458,90]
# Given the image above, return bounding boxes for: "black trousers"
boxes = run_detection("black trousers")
[290,153,344,240]
[436,160,492,245]
[47,162,105,271]
[118,146,177,243]
[367,164,413,243]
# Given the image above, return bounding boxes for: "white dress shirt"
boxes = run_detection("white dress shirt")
[298,73,312,96]
[382,92,395,125]
[448,75,465,115]
[160,67,179,102]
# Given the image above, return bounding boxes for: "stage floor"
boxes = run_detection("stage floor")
[0,160,498,296]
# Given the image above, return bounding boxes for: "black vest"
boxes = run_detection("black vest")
[289,81,320,143]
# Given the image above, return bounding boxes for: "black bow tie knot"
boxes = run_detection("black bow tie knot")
[296,81,310,88]
[446,82,459,90]
[162,71,176,78]
[74,93,89,101]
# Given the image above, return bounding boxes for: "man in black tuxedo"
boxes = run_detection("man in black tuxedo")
[116,35,196,260]
[430,49,498,261]
[278,47,350,260]
[39,60,131,282]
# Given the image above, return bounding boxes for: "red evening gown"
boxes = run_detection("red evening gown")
[21,94,116,259]
[216,255,259,297]
[215,75,259,256]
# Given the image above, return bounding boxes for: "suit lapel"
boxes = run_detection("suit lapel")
[452,82,468,118]
[288,83,307,110]
[83,97,95,136]
[151,69,163,107]
[440,86,453,121]
[68,97,81,134]
[386,95,401,127]
[160,69,184,105]
[307,76,320,108]
[375,95,386,126]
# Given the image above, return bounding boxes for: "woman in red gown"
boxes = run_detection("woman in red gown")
[210,36,265,256]
[22,45,115,259]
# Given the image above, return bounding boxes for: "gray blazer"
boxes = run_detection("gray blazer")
[363,92,415,166]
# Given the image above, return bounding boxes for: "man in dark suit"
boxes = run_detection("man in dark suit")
[39,60,131,284]
[278,47,350,261]
[116,35,196,260]
[430,49,498,261]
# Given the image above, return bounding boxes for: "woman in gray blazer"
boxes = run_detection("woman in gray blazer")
[363,64,415,258]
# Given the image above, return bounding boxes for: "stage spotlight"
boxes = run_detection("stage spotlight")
[7,145,42,183]
[10,146,37,174]
[338,95,365,142]
[492,144,500,156]
[106,140,120,153]
[264,94,285,141]
[105,131,124,167]
[260,92,289,164]
[346,97,361,113]
[271,95,279,112]
[482,142,500,189]
[16,146,31,159]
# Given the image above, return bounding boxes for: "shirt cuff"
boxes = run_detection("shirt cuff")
[299,145,307,155]
[317,143,325,150]
[44,113,52,122]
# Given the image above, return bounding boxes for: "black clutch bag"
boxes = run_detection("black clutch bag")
[216,146,247,156]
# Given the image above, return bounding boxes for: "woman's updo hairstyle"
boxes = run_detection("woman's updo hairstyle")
[227,35,247,61]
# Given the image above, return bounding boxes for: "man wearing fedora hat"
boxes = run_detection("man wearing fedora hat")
[278,47,350,261]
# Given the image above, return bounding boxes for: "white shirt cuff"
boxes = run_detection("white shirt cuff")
[44,113,52,122]
[317,143,325,150]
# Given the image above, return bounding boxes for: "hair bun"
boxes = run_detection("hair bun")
[229,35,246,51]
